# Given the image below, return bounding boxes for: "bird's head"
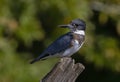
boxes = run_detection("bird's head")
[59,19,86,32]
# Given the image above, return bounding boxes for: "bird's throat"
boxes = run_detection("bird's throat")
[74,30,85,35]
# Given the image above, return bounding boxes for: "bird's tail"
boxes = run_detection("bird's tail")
[30,58,39,64]
[30,53,47,64]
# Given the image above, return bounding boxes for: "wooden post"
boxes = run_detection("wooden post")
[41,57,85,82]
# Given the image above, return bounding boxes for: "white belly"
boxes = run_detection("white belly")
[62,40,84,57]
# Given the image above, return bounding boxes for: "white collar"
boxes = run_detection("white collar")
[74,30,85,35]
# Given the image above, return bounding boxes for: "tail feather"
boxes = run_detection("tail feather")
[30,58,39,64]
[30,53,49,64]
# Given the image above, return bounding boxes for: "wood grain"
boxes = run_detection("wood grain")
[41,57,85,82]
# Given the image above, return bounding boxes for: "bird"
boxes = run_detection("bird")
[30,18,86,64]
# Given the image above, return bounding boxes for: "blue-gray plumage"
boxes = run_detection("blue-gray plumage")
[30,18,86,64]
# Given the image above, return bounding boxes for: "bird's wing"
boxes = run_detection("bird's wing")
[30,32,73,64]
[44,32,73,55]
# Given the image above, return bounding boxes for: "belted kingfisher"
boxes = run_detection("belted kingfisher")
[30,18,86,64]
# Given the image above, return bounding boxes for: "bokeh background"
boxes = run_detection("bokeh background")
[0,0,120,82]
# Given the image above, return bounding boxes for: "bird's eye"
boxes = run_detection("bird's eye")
[75,24,78,26]
[72,23,78,27]
[72,23,75,26]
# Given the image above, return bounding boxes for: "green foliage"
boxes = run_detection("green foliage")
[0,0,120,82]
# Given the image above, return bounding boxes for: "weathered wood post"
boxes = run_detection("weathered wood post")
[40,57,85,82]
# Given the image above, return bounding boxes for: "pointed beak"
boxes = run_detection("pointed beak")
[58,24,72,28]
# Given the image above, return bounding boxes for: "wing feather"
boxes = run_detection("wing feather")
[30,32,73,64]
[44,32,73,55]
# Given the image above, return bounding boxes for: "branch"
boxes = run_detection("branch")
[40,57,85,82]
